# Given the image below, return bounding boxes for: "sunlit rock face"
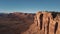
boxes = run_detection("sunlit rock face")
[0,12,60,34]
[22,12,60,34]
[30,12,60,34]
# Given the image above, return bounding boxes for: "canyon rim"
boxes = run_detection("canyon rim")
[0,11,60,34]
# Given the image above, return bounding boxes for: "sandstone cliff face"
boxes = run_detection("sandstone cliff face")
[22,12,60,34]
[0,12,60,34]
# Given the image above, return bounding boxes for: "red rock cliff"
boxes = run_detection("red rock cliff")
[0,12,60,34]
[22,12,60,34]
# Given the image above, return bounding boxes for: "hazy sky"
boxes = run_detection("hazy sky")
[0,0,60,13]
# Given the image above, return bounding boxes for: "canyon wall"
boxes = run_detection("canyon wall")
[22,12,60,34]
[0,12,60,34]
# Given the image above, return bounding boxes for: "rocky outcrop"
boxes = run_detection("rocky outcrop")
[0,12,60,34]
[26,12,60,34]
[21,12,60,34]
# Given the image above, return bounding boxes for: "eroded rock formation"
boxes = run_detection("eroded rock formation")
[30,12,60,34]
[22,12,60,34]
[0,12,60,34]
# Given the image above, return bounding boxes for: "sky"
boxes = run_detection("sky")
[0,0,60,13]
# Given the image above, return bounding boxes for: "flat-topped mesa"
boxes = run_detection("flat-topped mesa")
[34,11,60,34]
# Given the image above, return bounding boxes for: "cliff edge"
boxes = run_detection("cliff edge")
[0,12,60,34]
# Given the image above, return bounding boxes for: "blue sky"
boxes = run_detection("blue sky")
[0,0,60,13]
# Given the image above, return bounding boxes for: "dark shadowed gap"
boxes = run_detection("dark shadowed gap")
[39,14,43,30]
[54,22,58,34]
[24,13,27,15]
[44,24,45,34]
[47,17,50,34]
[51,12,57,19]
